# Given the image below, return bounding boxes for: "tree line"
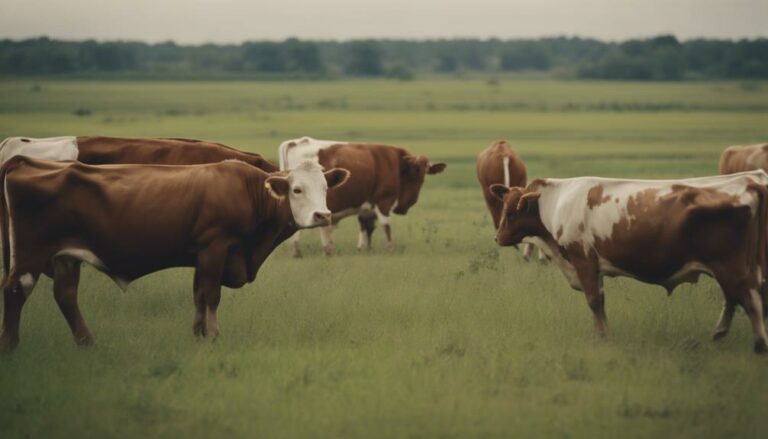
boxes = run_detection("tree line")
[1,36,766,80]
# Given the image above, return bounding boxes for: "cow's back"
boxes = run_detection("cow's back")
[0,137,79,163]
[476,141,527,227]
[278,137,348,171]
[76,136,277,171]
[719,144,768,175]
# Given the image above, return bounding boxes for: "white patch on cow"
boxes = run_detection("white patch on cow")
[502,156,510,187]
[537,170,768,254]
[278,136,348,171]
[54,248,129,291]
[0,136,79,164]
[357,230,369,249]
[19,273,37,297]
[285,161,334,228]
[374,206,391,225]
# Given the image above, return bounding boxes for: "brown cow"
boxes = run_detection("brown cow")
[0,157,349,350]
[0,136,278,172]
[490,171,768,353]
[279,137,446,256]
[476,140,541,260]
[719,143,768,175]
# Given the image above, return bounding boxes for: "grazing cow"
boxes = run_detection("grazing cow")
[278,137,446,256]
[0,157,349,350]
[476,140,542,260]
[0,136,278,171]
[490,171,768,353]
[719,143,768,175]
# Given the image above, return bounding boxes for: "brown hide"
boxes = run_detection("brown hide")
[492,177,768,351]
[719,143,768,175]
[76,136,278,172]
[1,157,293,288]
[476,140,527,228]
[317,143,445,216]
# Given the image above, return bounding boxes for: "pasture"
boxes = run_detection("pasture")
[1,79,768,438]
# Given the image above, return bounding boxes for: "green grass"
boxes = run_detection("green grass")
[1,79,768,438]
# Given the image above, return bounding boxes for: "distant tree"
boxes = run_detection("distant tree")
[436,53,457,72]
[242,42,285,72]
[652,46,685,80]
[500,45,551,71]
[284,38,324,73]
[345,41,383,76]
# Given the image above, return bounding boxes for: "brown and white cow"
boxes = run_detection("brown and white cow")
[490,171,768,353]
[0,136,278,171]
[279,137,446,256]
[0,157,349,350]
[476,140,542,260]
[719,143,768,175]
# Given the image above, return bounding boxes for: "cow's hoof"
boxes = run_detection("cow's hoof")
[292,250,303,259]
[0,335,19,353]
[754,340,768,354]
[323,246,334,256]
[712,328,729,340]
[75,334,94,347]
[193,322,206,337]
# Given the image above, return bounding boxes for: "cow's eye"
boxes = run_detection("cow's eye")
[292,187,302,194]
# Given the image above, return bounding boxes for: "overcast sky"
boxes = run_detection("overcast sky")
[1,0,765,43]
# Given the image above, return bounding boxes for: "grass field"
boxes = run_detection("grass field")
[1,79,767,438]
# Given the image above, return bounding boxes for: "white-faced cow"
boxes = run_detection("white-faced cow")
[490,171,768,353]
[0,157,349,350]
[719,143,768,175]
[278,136,446,256]
[0,136,278,171]
[476,140,543,261]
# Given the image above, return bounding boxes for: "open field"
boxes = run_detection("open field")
[1,79,768,438]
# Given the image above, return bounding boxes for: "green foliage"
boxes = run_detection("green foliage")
[1,36,767,79]
[0,79,767,437]
[344,41,383,76]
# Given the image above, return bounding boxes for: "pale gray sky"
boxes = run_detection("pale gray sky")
[1,0,765,43]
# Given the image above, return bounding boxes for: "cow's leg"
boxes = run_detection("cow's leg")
[714,268,768,353]
[712,298,736,340]
[741,288,768,353]
[374,206,394,251]
[357,210,376,251]
[537,246,548,262]
[521,243,532,261]
[319,225,334,256]
[573,260,607,337]
[291,231,302,258]
[193,246,226,339]
[192,275,207,337]
[53,257,93,346]
[1,284,27,351]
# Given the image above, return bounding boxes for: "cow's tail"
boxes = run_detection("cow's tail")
[0,156,24,289]
[752,182,768,315]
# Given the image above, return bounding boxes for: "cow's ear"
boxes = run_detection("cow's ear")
[265,176,290,200]
[325,168,350,189]
[427,162,447,175]
[490,184,510,201]
[516,192,541,213]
